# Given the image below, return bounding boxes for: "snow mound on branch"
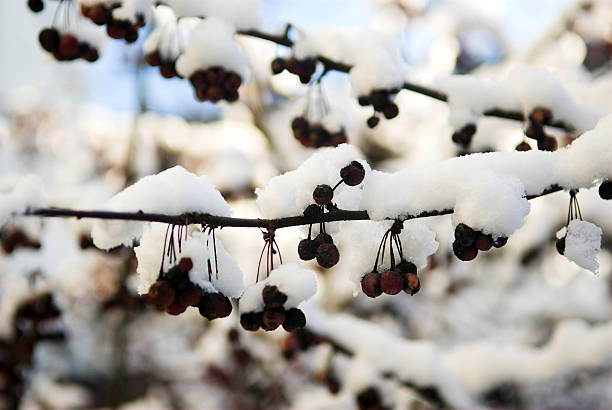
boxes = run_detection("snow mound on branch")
[453,170,529,238]
[292,27,407,96]
[163,0,261,29]
[143,6,195,61]
[238,264,317,313]
[255,144,369,218]
[91,166,230,250]
[564,220,602,273]
[176,18,250,80]
[134,223,244,296]
[112,0,154,24]
[0,175,45,226]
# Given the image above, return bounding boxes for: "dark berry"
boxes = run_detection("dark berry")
[538,136,557,151]
[357,387,382,409]
[382,102,399,119]
[166,301,187,315]
[292,116,309,131]
[262,285,287,308]
[370,90,388,111]
[225,73,242,91]
[59,34,80,60]
[240,312,262,331]
[316,243,339,268]
[147,280,175,308]
[455,223,476,247]
[262,307,286,331]
[474,233,493,251]
[27,0,44,13]
[39,28,60,52]
[366,115,379,128]
[453,240,478,261]
[106,23,127,39]
[145,51,162,67]
[403,272,420,295]
[298,238,317,261]
[271,57,285,74]
[313,233,333,246]
[525,124,545,141]
[125,29,139,44]
[493,236,508,248]
[88,4,109,25]
[452,123,476,147]
[199,292,232,320]
[83,47,99,62]
[380,270,403,295]
[556,236,566,255]
[178,257,193,273]
[396,260,417,274]
[303,204,323,220]
[282,308,306,332]
[160,62,177,79]
[361,272,382,298]
[313,184,333,205]
[357,95,370,106]
[340,161,365,186]
[178,286,202,307]
[515,141,532,151]
[529,107,552,124]
[599,180,612,200]
[207,85,224,102]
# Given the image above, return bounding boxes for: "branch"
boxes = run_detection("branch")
[23,185,563,229]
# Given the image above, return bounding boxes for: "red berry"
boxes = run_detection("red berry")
[145,51,162,67]
[262,285,287,308]
[340,161,365,186]
[178,286,202,307]
[361,272,382,298]
[165,301,186,315]
[313,184,333,205]
[316,243,339,269]
[147,280,175,308]
[474,233,493,251]
[178,257,193,273]
[403,272,420,295]
[88,4,109,25]
[207,85,224,102]
[240,312,262,331]
[380,270,403,295]
[106,23,127,39]
[262,307,286,331]
[282,308,306,332]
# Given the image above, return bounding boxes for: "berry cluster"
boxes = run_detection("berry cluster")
[357,89,400,128]
[38,28,99,62]
[27,0,44,13]
[525,107,558,151]
[240,285,306,332]
[599,180,612,200]
[452,223,506,261]
[356,387,387,410]
[81,3,145,44]
[1,293,64,409]
[271,56,317,84]
[145,257,232,320]
[451,123,477,148]
[189,67,242,103]
[144,50,181,79]
[291,116,347,148]
[1,226,41,254]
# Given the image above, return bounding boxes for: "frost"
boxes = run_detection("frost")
[564,220,602,273]
[92,166,230,250]
[238,264,317,313]
[0,175,45,226]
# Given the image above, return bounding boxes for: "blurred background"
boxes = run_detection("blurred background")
[0,0,611,409]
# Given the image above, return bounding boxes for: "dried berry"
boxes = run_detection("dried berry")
[396,260,417,274]
[147,280,175,308]
[240,312,262,331]
[382,102,399,119]
[403,272,420,295]
[455,223,476,247]
[166,301,187,316]
[313,233,334,246]
[515,141,532,151]
[262,285,287,308]
[292,116,309,131]
[28,0,44,12]
[598,180,612,200]
[282,308,306,332]
[303,204,323,220]
[340,161,365,186]
[474,233,493,251]
[298,238,318,261]
[145,51,162,67]
[380,270,403,295]
[556,236,566,255]
[361,272,382,298]
[366,116,380,128]
[262,307,286,331]
[178,286,202,307]
[59,34,80,60]
[88,4,109,25]
[271,57,285,74]
[39,28,60,53]
[316,243,340,268]
[453,240,478,261]
[537,136,557,151]
[199,293,232,320]
[313,184,333,205]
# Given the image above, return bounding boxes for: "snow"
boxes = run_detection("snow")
[175,18,250,80]
[112,0,154,24]
[0,175,45,226]
[238,263,317,313]
[134,223,244,296]
[563,220,602,273]
[291,26,407,96]
[163,0,262,30]
[91,166,230,250]
[255,144,369,219]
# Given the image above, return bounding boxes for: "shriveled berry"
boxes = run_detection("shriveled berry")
[166,301,187,315]
[380,270,403,295]
[147,280,175,308]
[515,141,532,151]
[474,233,493,251]
[178,286,202,307]
[271,57,285,74]
[357,95,370,106]
[538,136,557,151]
[366,116,379,128]
[262,285,287,308]
[298,238,317,261]
[282,308,306,332]
[303,204,323,220]
[556,236,566,255]
[125,29,139,44]
[599,180,612,200]
[39,28,60,52]
[240,312,262,331]
[493,236,508,248]
[262,307,286,331]
[313,233,333,246]
[178,257,193,273]
[453,240,478,261]
[316,243,339,268]
[396,260,417,274]
[28,0,44,13]
[313,184,333,205]
[361,272,382,298]
[340,161,365,186]
[382,102,399,119]
[455,223,476,247]
[403,272,420,295]
[199,292,232,320]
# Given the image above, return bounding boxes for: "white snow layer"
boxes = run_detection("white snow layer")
[292,26,407,96]
[92,166,230,250]
[112,0,154,23]
[0,175,45,226]
[162,0,261,30]
[361,114,612,237]
[134,223,244,296]
[564,219,602,273]
[238,263,318,313]
[436,64,605,132]
[176,18,250,80]
[255,144,369,218]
